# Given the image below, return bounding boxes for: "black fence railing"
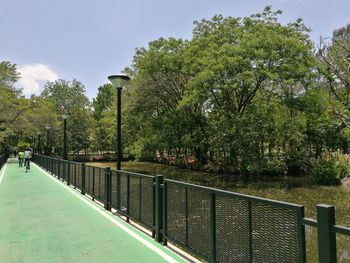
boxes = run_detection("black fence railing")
[0,153,8,170]
[32,154,349,263]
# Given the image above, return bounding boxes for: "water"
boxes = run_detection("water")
[88,161,350,262]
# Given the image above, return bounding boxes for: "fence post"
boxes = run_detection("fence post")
[116,171,121,211]
[162,181,168,245]
[81,163,86,195]
[67,160,70,186]
[63,160,66,181]
[248,201,253,263]
[104,167,111,210]
[296,206,306,263]
[58,160,61,179]
[126,174,130,222]
[317,204,336,263]
[155,175,164,243]
[210,193,217,263]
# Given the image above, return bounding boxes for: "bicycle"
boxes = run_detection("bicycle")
[24,158,30,173]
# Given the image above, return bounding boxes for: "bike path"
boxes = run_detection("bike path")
[0,160,187,263]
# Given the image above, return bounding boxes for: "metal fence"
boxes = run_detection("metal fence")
[32,154,349,263]
[0,153,8,170]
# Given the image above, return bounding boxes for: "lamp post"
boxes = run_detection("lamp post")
[108,74,130,170]
[45,126,51,155]
[62,114,69,160]
[37,132,41,154]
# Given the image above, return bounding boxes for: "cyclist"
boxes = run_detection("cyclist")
[18,150,24,167]
[24,148,32,170]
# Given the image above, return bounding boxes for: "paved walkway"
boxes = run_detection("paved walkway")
[0,160,187,263]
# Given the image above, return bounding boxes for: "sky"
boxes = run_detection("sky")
[1,0,350,99]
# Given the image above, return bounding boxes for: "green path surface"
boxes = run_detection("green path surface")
[0,160,187,263]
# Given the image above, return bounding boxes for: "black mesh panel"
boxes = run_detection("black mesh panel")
[251,203,299,263]
[129,176,140,219]
[166,182,186,245]
[215,194,250,263]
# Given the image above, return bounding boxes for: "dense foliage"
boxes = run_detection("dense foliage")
[1,7,350,184]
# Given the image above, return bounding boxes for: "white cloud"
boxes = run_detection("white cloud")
[17,64,59,97]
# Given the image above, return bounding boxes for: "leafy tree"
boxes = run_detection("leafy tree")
[92,83,115,120]
[180,7,314,168]
[318,24,350,126]
[41,79,91,155]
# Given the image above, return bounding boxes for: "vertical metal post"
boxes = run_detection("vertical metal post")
[155,175,164,243]
[248,201,253,263]
[126,174,130,222]
[37,133,41,154]
[47,129,49,155]
[317,204,336,263]
[116,171,121,210]
[162,181,168,245]
[63,118,68,160]
[210,193,217,262]
[92,167,95,200]
[139,177,142,220]
[81,163,86,195]
[58,160,61,179]
[104,167,111,210]
[152,178,156,238]
[185,187,189,246]
[296,206,306,263]
[116,87,122,171]
[67,160,70,185]
[108,169,112,209]
[74,164,77,189]
[63,159,66,181]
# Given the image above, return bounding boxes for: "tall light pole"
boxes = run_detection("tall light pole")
[108,74,130,170]
[37,132,41,154]
[45,126,51,155]
[62,114,69,160]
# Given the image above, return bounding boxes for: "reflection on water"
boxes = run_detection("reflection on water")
[88,161,350,263]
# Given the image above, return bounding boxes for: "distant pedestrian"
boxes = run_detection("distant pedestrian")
[18,150,24,167]
[24,148,32,170]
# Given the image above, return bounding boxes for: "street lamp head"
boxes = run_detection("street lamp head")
[37,132,41,135]
[108,74,130,88]
[45,126,51,130]
[62,113,70,120]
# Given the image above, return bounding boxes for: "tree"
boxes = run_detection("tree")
[180,6,314,168]
[318,24,350,127]
[0,61,21,152]
[92,83,115,120]
[41,79,91,155]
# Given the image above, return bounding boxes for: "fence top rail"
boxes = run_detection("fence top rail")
[302,217,318,227]
[85,163,106,169]
[113,169,155,179]
[69,161,82,165]
[164,178,304,210]
[333,224,350,236]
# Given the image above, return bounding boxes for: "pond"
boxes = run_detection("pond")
[87,161,350,263]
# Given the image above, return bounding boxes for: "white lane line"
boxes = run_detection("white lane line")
[0,163,8,186]
[32,163,185,263]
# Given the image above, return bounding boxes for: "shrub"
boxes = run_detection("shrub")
[310,152,350,185]
[262,159,287,176]
[241,162,260,176]
[285,148,309,175]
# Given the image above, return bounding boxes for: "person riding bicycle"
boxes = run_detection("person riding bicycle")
[18,150,24,167]
[24,148,32,170]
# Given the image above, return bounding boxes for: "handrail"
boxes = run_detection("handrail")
[32,153,350,263]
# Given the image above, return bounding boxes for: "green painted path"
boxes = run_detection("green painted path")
[0,160,187,263]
